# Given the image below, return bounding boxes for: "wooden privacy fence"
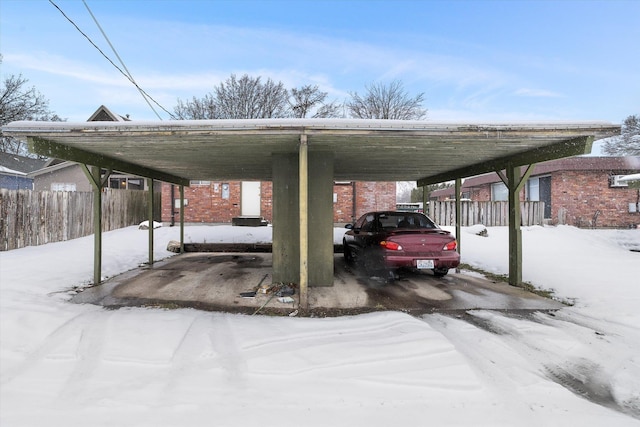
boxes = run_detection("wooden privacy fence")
[0,189,159,251]
[428,201,545,227]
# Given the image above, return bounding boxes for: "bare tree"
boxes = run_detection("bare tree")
[173,94,218,119]
[175,74,290,120]
[603,114,640,156]
[347,80,427,120]
[214,74,289,119]
[289,84,343,118]
[0,72,62,155]
[257,77,289,119]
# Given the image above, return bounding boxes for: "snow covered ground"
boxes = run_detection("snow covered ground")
[1,224,639,426]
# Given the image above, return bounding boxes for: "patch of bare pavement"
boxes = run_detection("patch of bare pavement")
[72,252,565,317]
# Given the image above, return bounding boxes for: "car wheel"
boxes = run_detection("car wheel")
[343,242,355,265]
[363,248,385,277]
[433,267,449,277]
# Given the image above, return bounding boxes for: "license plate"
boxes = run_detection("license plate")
[416,259,435,269]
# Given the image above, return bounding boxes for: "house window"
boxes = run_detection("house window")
[190,180,211,186]
[109,178,127,189]
[51,183,76,191]
[491,182,508,201]
[128,178,143,190]
[527,177,540,201]
[109,177,144,190]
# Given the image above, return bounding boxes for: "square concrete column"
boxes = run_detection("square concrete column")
[308,150,334,286]
[271,151,334,288]
[272,153,300,284]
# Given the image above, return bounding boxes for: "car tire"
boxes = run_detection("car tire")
[433,267,449,277]
[343,242,355,266]
[363,248,385,277]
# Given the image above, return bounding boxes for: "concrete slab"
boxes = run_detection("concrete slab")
[73,253,565,316]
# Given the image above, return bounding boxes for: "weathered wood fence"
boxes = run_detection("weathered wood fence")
[428,201,545,227]
[0,189,160,251]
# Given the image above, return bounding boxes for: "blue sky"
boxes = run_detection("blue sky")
[1,0,638,123]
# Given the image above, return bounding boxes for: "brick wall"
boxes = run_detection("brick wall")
[260,182,273,221]
[161,180,396,224]
[468,187,492,202]
[448,171,640,228]
[162,182,241,224]
[354,181,397,218]
[333,182,355,223]
[551,170,639,228]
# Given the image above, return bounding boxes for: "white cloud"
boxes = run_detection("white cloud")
[514,88,564,98]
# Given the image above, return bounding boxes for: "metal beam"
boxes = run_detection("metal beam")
[28,136,190,186]
[417,136,593,186]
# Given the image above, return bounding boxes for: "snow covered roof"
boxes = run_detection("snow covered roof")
[0,152,47,174]
[2,119,620,186]
[0,165,26,176]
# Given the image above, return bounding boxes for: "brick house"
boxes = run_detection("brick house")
[161,181,396,225]
[429,156,640,228]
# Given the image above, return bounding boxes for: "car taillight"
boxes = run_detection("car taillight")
[443,240,457,251]
[380,240,403,251]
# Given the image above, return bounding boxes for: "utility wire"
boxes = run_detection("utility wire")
[82,0,163,120]
[48,0,176,119]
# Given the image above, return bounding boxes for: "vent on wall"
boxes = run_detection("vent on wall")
[610,175,629,188]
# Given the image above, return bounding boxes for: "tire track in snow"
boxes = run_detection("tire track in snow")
[430,310,640,420]
[206,313,248,383]
[160,313,246,402]
[56,310,111,402]
[1,311,95,386]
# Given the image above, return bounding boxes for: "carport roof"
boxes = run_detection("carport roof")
[2,119,620,186]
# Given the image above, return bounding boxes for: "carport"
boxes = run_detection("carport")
[2,119,619,308]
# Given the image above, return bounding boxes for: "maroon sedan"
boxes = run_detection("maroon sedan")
[343,211,460,277]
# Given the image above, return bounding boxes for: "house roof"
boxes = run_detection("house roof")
[460,156,640,189]
[87,105,130,122]
[0,152,47,175]
[26,106,134,178]
[27,160,78,178]
[2,119,620,187]
[429,155,640,197]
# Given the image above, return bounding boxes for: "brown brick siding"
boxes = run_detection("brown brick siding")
[161,181,397,224]
[260,182,273,221]
[439,170,640,228]
[551,170,639,228]
[354,182,397,219]
[162,182,241,224]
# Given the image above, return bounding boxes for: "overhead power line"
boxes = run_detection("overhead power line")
[82,0,162,120]
[48,0,176,120]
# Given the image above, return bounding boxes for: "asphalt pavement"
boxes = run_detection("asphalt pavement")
[72,252,565,316]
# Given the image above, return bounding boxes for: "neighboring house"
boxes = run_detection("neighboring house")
[29,158,149,192]
[429,156,640,228]
[0,152,47,190]
[28,105,148,192]
[161,181,397,225]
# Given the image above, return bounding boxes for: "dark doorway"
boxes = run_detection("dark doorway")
[539,176,552,218]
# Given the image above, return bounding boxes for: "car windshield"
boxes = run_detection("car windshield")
[379,212,437,230]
